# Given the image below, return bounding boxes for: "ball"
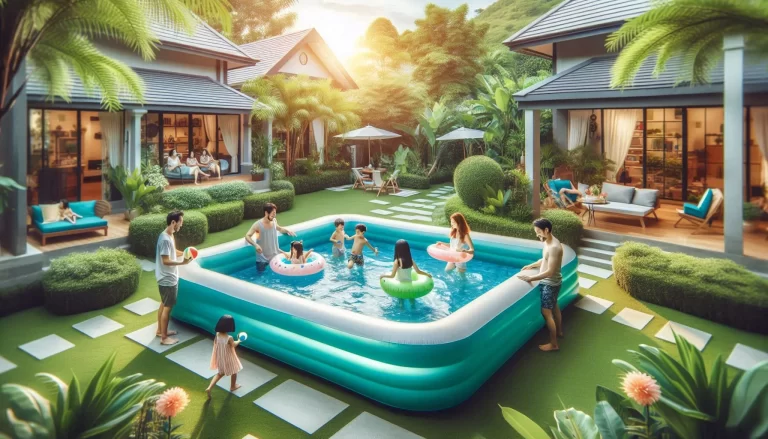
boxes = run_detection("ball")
[238,332,248,342]
[183,247,199,260]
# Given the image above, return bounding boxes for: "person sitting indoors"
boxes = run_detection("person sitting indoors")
[185,151,211,184]
[199,149,222,180]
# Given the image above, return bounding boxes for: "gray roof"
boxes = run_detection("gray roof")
[228,29,313,86]
[27,68,255,112]
[150,17,255,65]
[504,0,651,50]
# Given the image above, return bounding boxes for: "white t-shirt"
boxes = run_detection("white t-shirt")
[167,155,180,168]
[155,231,178,286]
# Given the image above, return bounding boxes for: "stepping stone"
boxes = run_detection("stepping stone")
[254,380,349,434]
[324,188,348,192]
[437,195,452,200]
[578,255,612,270]
[432,201,446,206]
[125,322,197,354]
[72,315,124,339]
[426,193,442,198]
[577,264,612,279]
[419,204,436,210]
[655,322,712,351]
[124,298,161,316]
[612,308,654,330]
[216,357,277,397]
[19,334,75,360]
[139,259,155,272]
[578,277,597,289]
[390,206,432,216]
[574,295,613,314]
[166,339,218,378]
[392,190,419,197]
[442,185,453,189]
[369,199,390,205]
[371,209,394,216]
[331,412,424,439]
[392,214,413,221]
[413,199,431,203]
[726,344,768,371]
[0,356,17,375]
[410,216,433,222]
[401,202,425,208]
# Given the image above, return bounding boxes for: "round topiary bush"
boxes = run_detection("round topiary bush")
[199,201,245,232]
[204,181,252,203]
[160,187,213,210]
[43,248,141,315]
[454,156,505,209]
[270,180,294,192]
[128,211,208,258]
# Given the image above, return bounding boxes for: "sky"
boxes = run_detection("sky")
[290,0,495,65]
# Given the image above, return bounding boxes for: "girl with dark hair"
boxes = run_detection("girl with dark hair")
[205,315,243,398]
[58,199,81,224]
[435,212,475,272]
[380,239,431,282]
[280,240,314,264]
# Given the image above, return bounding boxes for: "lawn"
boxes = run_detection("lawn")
[1,185,766,439]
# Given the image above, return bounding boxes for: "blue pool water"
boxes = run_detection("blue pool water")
[229,239,523,323]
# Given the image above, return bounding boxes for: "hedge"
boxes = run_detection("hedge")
[0,276,43,317]
[129,211,208,258]
[198,201,245,232]
[270,180,295,192]
[43,248,141,315]
[429,167,454,184]
[287,170,350,195]
[244,190,294,219]
[443,196,583,249]
[204,181,252,203]
[613,242,768,334]
[454,156,505,209]
[398,173,430,189]
[161,187,213,210]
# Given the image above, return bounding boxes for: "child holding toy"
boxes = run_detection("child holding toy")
[205,315,243,398]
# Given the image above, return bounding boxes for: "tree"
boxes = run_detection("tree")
[607,0,768,88]
[480,48,551,82]
[208,0,297,45]
[349,17,409,80]
[306,79,361,164]
[349,71,426,133]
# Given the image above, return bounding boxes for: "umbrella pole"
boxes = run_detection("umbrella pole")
[368,138,371,165]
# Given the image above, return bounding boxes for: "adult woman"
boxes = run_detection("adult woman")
[435,212,475,273]
[166,150,208,185]
[199,149,221,179]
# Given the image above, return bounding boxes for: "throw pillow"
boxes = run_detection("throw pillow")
[632,189,659,208]
[602,182,635,204]
[41,204,62,223]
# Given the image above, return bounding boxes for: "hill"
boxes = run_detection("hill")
[473,0,561,46]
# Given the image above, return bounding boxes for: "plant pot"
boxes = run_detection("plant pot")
[124,209,139,221]
[251,173,265,182]
[743,221,759,233]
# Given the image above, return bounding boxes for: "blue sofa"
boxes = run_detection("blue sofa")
[164,159,230,183]
[29,200,111,245]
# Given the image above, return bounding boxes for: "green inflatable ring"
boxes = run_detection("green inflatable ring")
[380,271,434,299]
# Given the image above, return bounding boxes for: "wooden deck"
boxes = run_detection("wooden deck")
[165,174,251,191]
[27,213,130,253]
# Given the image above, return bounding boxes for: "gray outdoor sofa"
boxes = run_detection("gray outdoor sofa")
[580,182,660,229]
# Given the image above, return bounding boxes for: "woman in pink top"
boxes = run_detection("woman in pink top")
[205,315,243,398]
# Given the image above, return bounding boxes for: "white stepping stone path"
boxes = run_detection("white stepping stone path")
[72,315,124,339]
[254,380,349,434]
[655,321,712,351]
[426,193,442,198]
[437,195,452,200]
[125,322,197,353]
[390,206,433,216]
[413,199,431,203]
[370,209,394,216]
[577,264,612,279]
[726,344,768,371]
[392,214,432,222]
[369,199,390,205]
[216,357,277,397]
[432,201,446,206]
[612,308,654,330]
[392,190,419,197]
[124,298,161,316]
[139,259,155,272]
[574,295,613,315]
[19,334,75,360]
[331,412,424,439]
[166,339,218,378]
[578,277,597,289]
[0,356,17,375]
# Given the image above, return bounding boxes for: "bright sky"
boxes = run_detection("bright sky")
[291,0,494,66]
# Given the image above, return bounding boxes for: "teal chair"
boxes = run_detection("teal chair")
[675,188,723,233]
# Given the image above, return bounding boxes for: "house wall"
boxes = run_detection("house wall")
[94,40,218,80]
[555,34,608,72]
[277,45,333,79]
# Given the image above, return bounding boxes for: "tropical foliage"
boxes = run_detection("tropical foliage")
[349,17,410,80]
[0,163,24,214]
[109,165,160,212]
[208,0,297,44]
[472,0,561,45]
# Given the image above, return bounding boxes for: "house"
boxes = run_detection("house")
[505,0,768,257]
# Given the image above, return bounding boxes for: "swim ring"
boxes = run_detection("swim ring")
[427,244,473,263]
[380,271,434,299]
[270,253,326,276]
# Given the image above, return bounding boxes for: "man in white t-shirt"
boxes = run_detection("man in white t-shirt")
[156,210,192,345]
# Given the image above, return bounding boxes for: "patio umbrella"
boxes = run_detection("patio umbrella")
[437,127,485,158]
[334,125,401,165]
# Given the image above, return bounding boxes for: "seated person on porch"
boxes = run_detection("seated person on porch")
[166,149,209,185]
[556,181,583,205]
[199,149,222,180]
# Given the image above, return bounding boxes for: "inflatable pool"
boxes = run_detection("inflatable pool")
[175,215,579,411]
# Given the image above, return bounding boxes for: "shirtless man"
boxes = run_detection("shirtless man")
[244,203,295,271]
[517,218,564,352]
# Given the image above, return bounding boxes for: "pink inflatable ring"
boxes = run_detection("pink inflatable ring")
[270,253,326,276]
[427,244,473,263]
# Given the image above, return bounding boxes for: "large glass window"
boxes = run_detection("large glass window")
[645,108,684,201]
[141,113,161,166]
[619,118,644,189]
[28,110,80,204]
[748,107,767,200]
[162,113,190,162]
[80,111,104,201]
[686,108,723,201]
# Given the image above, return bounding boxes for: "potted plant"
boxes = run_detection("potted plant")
[108,166,159,220]
[743,202,762,233]
[251,167,265,181]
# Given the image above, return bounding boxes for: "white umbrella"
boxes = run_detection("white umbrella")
[334,125,401,164]
[437,127,485,158]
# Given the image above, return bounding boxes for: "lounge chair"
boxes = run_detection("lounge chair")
[544,179,582,213]
[675,188,723,234]
[29,200,111,245]
[377,169,400,197]
[352,168,375,191]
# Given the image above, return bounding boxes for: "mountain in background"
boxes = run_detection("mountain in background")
[473,0,561,46]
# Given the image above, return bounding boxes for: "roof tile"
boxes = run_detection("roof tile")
[228,29,313,85]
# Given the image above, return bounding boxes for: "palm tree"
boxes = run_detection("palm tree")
[309,79,360,164]
[607,0,768,88]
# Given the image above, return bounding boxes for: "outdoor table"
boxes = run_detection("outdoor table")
[361,167,386,176]
[579,198,608,227]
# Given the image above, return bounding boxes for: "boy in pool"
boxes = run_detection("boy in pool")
[329,218,353,258]
[347,224,378,268]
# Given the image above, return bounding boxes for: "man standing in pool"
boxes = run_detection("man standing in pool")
[517,218,564,352]
[245,203,296,271]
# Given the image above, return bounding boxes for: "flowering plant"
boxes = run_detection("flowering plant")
[589,184,601,196]
[155,387,190,439]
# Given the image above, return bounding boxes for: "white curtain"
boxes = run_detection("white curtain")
[203,115,217,152]
[752,107,768,187]
[311,118,325,165]
[568,110,590,150]
[99,111,123,167]
[219,115,240,172]
[604,109,641,181]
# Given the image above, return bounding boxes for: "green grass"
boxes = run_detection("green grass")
[1,186,767,439]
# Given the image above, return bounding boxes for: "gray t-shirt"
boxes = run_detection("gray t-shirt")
[155,231,178,286]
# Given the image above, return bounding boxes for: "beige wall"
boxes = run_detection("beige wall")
[556,34,608,73]
[277,45,332,79]
[94,40,218,80]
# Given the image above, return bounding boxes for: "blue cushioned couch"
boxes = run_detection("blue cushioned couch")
[29,200,111,245]
[164,159,230,183]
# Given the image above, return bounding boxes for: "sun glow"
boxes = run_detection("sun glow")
[292,5,369,69]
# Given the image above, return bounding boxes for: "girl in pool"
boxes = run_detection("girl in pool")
[280,240,314,264]
[435,212,475,273]
[205,315,243,398]
[380,239,432,282]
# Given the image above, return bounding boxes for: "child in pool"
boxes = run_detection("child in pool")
[58,199,82,224]
[329,218,353,258]
[435,212,475,273]
[279,240,314,264]
[347,224,378,268]
[205,315,243,398]
[380,239,431,281]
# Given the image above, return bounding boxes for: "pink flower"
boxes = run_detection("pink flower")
[622,372,661,406]
[155,387,190,418]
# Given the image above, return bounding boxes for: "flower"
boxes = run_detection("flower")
[155,387,190,418]
[622,372,661,406]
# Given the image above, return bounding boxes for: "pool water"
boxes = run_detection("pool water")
[229,240,522,323]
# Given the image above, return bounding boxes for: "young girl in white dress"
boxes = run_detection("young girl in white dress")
[205,315,243,398]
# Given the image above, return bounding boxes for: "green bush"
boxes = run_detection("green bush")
[243,190,294,219]
[613,242,768,333]
[43,249,141,315]
[270,179,294,192]
[428,167,454,184]
[198,201,244,232]
[454,156,505,209]
[204,181,252,203]
[0,277,43,317]
[443,196,583,249]
[398,173,430,189]
[286,170,350,194]
[160,187,213,210]
[128,211,208,258]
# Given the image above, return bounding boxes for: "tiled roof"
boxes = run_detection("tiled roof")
[150,17,255,64]
[228,29,313,85]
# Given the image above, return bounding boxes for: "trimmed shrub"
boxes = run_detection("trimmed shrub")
[160,187,213,210]
[0,276,43,317]
[244,190,294,219]
[613,242,768,334]
[204,181,252,203]
[454,156,505,209]
[398,173,430,189]
[443,196,583,249]
[43,248,141,315]
[128,211,208,258]
[198,201,245,232]
[287,170,350,195]
[429,167,454,184]
[270,180,294,192]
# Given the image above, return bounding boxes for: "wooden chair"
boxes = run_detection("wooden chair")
[352,168,375,191]
[544,179,582,213]
[674,188,723,234]
[377,169,400,197]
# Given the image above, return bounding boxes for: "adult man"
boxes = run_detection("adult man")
[517,218,564,352]
[245,202,296,271]
[156,210,192,345]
